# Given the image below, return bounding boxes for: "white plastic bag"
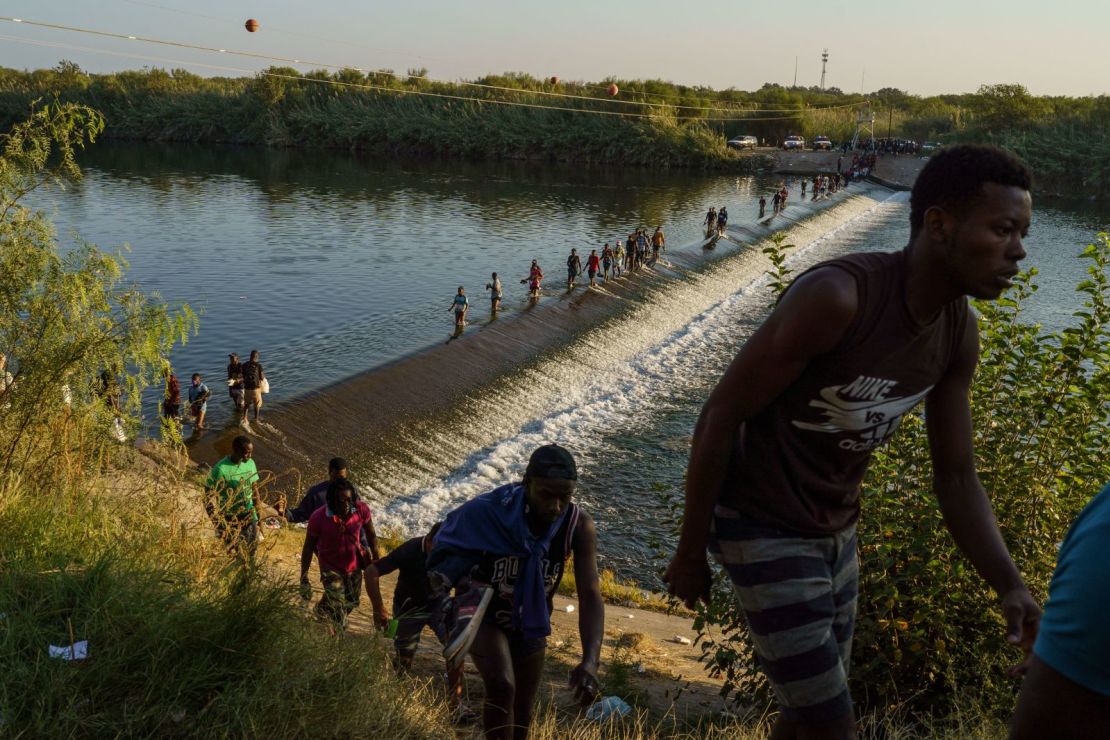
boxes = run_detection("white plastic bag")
[586,696,631,721]
[260,378,270,394]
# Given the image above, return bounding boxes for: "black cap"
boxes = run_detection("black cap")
[525,444,577,481]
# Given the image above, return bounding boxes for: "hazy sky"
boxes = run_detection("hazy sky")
[0,0,1105,97]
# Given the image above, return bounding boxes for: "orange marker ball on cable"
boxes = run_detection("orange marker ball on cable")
[550,76,559,85]
[607,83,619,96]
[244,18,260,32]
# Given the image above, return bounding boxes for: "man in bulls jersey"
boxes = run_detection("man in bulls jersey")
[428,444,604,739]
[665,145,1042,739]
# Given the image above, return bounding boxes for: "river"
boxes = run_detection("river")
[31,143,1110,584]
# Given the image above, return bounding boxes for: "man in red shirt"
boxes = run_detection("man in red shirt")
[586,249,601,287]
[300,479,386,629]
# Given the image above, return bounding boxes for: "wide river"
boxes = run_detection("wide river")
[32,143,1110,584]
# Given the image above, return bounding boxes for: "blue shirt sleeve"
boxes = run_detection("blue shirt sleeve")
[1033,483,1110,697]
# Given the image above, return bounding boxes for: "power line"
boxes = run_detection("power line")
[112,0,834,108]
[2,33,864,125]
[4,33,862,124]
[1,16,868,116]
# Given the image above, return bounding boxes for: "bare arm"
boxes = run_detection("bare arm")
[300,533,317,582]
[569,513,604,705]
[363,564,389,628]
[925,312,1040,652]
[363,519,381,560]
[665,267,858,607]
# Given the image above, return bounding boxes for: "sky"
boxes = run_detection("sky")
[0,0,1106,97]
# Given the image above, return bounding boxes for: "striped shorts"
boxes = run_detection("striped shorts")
[709,505,859,723]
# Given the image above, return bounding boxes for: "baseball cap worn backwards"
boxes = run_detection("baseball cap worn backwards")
[526,444,577,480]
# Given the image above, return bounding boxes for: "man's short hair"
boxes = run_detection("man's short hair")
[909,144,1032,239]
[328,457,347,473]
[192,373,201,381]
[232,435,251,454]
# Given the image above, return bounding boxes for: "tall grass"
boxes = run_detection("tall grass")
[0,102,454,737]
[0,453,455,737]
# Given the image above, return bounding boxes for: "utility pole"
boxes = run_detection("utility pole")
[860,69,865,95]
[793,56,798,88]
[819,49,829,90]
[888,107,893,140]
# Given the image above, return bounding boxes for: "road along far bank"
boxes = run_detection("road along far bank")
[184,181,902,517]
[770,149,925,189]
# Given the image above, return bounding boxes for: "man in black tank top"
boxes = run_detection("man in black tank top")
[665,145,1041,738]
[428,445,605,739]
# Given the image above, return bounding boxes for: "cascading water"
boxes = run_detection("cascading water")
[364,188,913,580]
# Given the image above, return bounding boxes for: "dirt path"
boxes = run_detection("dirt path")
[263,527,733,729]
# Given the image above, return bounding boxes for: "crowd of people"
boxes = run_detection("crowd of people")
[195,144,1108,739]
[446,226,670,331]
[204,440,603,736]
[442,164,878,331]
[161,349,267,434]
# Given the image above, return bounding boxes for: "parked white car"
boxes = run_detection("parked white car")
[727,135,759,150]
[782,135,806,150]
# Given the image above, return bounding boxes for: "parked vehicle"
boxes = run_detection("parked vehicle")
[812,135,833,151]
[727,135,759,150]
[782,135,806,150]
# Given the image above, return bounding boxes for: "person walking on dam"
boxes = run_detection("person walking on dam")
[586,249,601,287]
[566,249,582,290]
[486,273,502,313]
[665,145,1041,740]
[450,286,469,328]
[652,226,666,259]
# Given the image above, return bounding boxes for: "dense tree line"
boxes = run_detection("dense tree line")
[0,63,1105,185]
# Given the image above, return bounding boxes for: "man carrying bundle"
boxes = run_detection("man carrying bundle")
[427,444,604,740]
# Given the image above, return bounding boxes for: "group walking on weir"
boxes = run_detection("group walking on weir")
[442,222,670,334]
[439,169,863,335]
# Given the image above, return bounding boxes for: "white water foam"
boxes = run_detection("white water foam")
[370,191,911,535]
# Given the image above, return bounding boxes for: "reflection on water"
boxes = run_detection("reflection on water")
[33,143,789,427]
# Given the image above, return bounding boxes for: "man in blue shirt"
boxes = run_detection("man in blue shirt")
[1010,481,1110,738]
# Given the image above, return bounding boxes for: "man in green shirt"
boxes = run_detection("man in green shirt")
[205,435,261,557]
